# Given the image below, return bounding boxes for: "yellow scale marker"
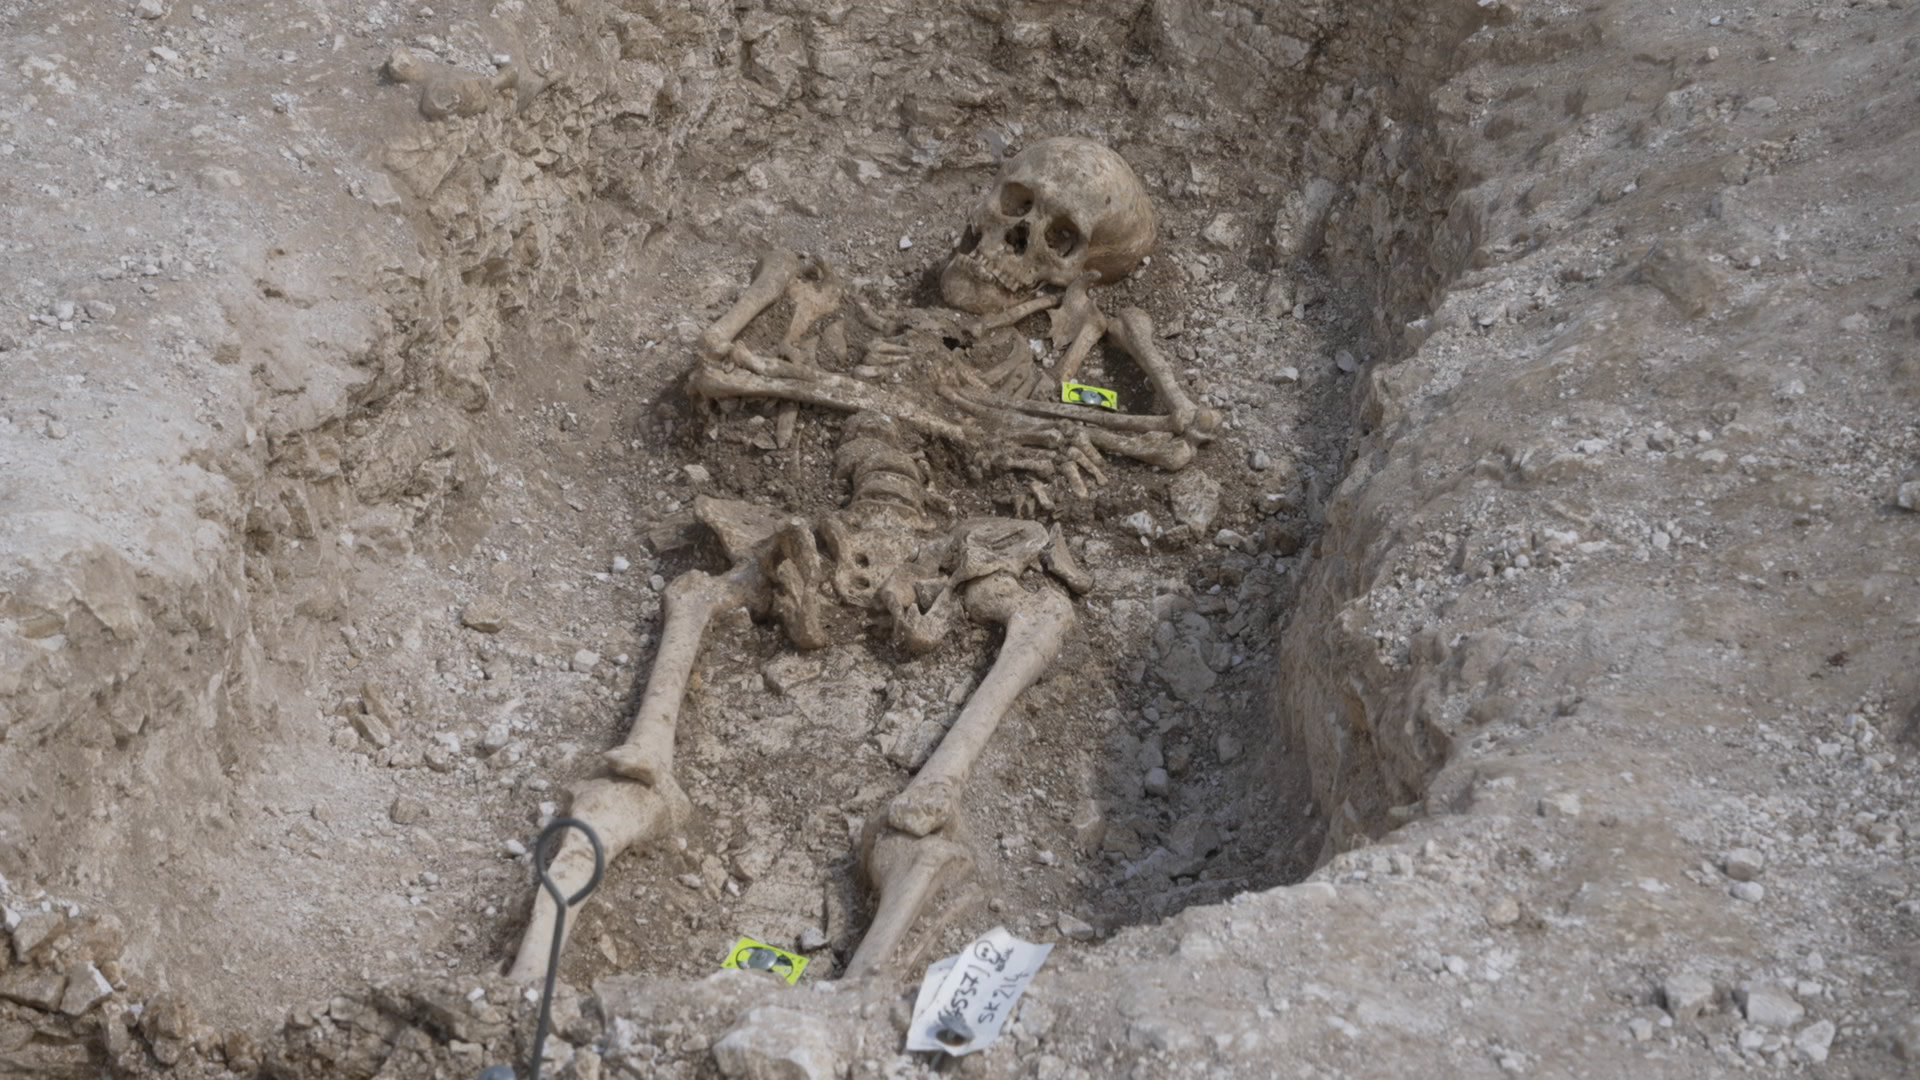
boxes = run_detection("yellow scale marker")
[722,937,809,985]
[1060,382,1118,410]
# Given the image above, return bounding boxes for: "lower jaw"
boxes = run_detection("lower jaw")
[939,256,1025,315]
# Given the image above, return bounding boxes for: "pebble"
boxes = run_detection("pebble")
[1334,349,1358,373]
[461,600,509,634]
[610,555,630,573]
[1793,1020,1834,1063]
[1057,913,1096,942]
[135,0,167,18]
[1728,881,1764,903]
[675,873,703,890]
[1838,313,1869,332]
[1122,511,1156,539]
[1215,734,1243,764]
[1484,895,1521,927]
[1738,984,1804,1029]
[571,649,600,674]
[1537,792,1582,818]
[1722,848,1764,881]
[350,710,394,750]
[1896,481,1920,511]
[1213,528,1250,551]
[797,927,828,952]
[1662,973,1715,1023]
[1627,1017,1653,1042]
[503,839,528,857]
[1143,767,1171,798]
[713,1007,840,1080]
[1249,450,1273,471]
[389,796,430,826]
[682,464,711,485]
[1273,366,1300,384]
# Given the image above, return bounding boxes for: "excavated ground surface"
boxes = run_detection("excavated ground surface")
[3,0,1919,1077]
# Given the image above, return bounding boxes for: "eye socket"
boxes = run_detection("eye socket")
[997,182,1034,217]
[1045,217,1081,258]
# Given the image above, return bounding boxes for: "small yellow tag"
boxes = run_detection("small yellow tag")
[722,937,809,985]
[1061,382,1119,410]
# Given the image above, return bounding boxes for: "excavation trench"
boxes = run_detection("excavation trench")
[1,0,1489,1061]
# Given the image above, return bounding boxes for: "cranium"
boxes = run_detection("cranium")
[940,136,1156,315]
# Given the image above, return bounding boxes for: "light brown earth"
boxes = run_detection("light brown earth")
[1,0,1917,1077]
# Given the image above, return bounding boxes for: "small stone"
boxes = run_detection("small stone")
[1057,913,1096,942]
[1215,734,1243,764]
[1627,1017,1654,1042]
[1892,1013,1920,1061]
[1662,973,1716,1023]
[1143,767,1171,798]
[134,0,167,17]
[1537,792,1582,818]
[0,967,67,1011]
[1738,983,1805,1029]
[713,1007,839,1080]
[897,235,913,250]
[1722,848,1765,881]
[350,709,394,750]
[1213,528,1250,551]
[1484,895,1521,927]
[683,464,711,486]
[503,839,528,857]
[84,300,116,321]
[1334,349,1359,373]
[59,964,114,1016]
[10,910,65,960]
[424,743,456,773]
[1168,469,1222,534]
[1273,366,1300,384]
[676,873,703,890]
[1122,511,1156,539]
[1792,1020,1834,1063]
[1249,449,1273,471]
[461,599,509,634]
[1729,881,1764,903]
[797,927,828,952]
[389,796,430,826]
[1896,482,1920,511]
[331,727,361,751]
[480,723,511,754]
[571,649,601,674]
[610,555,630,573]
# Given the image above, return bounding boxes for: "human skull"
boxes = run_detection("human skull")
[940,137,1156,315]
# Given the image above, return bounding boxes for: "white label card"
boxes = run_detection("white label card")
[904,927,1053,1056]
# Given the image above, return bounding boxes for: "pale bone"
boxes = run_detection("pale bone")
[844,572,1074,978]
[507,774,691,982]
[1105,307,1205,437]
[603,564,763,785]
[700,250,803,359]
[940,137,1156,315]
[689,361,968,444]
[386,47,525,120]
[1050,274,1108,388]
[511,559,764,984]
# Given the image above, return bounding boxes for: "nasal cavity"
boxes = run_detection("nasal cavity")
[1006,222,1030,254]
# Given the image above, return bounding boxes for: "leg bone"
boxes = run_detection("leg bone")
[700,250,803,359]
[885,573,1074,838]
[507,774,691,983]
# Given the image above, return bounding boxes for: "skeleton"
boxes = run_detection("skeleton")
[510,137,1218,983]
